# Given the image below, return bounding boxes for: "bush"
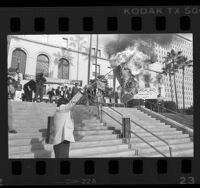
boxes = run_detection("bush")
[145,99,158,110]
[127,99,140,107]
[185,105,193,115]
[163,101,176,113]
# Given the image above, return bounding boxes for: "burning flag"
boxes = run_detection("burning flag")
[105,34,174,103]
[110,41,156,103]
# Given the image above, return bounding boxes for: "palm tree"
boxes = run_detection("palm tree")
[162,59,174,103]
[162,49,180,112]
[176,56,193,110]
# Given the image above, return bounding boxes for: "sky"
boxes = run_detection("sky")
[90,33,193,50]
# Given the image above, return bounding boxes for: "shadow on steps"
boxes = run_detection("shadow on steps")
[30,138,52,158]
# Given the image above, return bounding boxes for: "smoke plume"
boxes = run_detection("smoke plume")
[106,34,174,103]
[105,34,174,57]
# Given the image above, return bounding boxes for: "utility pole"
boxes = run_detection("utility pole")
[113,34,121,106]
[87,34,92,84]
[95,34,99,80]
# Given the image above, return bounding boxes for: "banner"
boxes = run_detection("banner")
[134,87,158,99]
[97,80,106,91]
[23,74,82,86]
[69,91,83,105]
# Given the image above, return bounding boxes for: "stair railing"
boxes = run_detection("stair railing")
[84,92,172,157]
[141,100,192,123]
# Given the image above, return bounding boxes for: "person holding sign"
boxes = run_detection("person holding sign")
[48,91,83,158]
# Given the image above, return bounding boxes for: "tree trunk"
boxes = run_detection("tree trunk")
[113,74,116,106]
[169,74,174,102]
[182,67,185,110]
[172,61,179,112]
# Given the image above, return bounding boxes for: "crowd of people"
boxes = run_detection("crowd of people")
[47,83,80,104]
[7,68,82,104]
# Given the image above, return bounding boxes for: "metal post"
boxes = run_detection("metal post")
[46,116,54,144]
[122,117,131,144]
[87,34,92,84]
[169,146,172,157]
[100,104,102,123]
[95,34,99,80]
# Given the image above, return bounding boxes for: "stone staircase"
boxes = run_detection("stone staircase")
[8,101,193,158]
[8,102,133,158]
[102,107,193,157]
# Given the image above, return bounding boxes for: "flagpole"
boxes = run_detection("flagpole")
[87,34,92,84]
[95,34,99,80]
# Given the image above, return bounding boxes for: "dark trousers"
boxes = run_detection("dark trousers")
[53,141,70,158]
[35,85,43,102]
[24,90,32,102]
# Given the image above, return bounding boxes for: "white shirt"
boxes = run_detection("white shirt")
[14,73,23,83]
[49,103,75,145]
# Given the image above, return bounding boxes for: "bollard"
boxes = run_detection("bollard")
[46,116,54,144]
[122,117,131,144]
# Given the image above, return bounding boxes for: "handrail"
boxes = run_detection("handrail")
[84,93,169,157]
[144,100,191,121]
[85,92,172,157]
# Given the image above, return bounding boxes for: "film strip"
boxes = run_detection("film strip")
[0,5,199,185]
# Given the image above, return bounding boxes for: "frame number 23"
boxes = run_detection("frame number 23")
[180,177,195,184]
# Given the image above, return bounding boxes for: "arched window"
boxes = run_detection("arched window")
[10,48,27,74]
[36,54,49,77]
[57,58,69,79]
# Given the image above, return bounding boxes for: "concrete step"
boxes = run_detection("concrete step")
[131,134,189,140]
[130,137,191,144]
[15,126,108,133]
[74,126,108,131]
[131,127,177,133]
[13,122,43,127]
[9,132,119,141]
[138,142,193,154]
[131,130,183,137]
[69,144,128,157]
[15,128,47,133]
[131,139,192,149]
[9,137,45,146]
[8,134,121,147]
[139,148,193,157]
[79,149,137,158]
[13,119,41,123]
[73,130,114,136]
[9,149,53,159]
[9,143,53,154]
[83,122,104,126]
[9,139,124,154]
[14,122,102,130]
[71,139,123,149]
[13,124,48,129]
[82,119,100,124]
[12,111,56,115]
[9,132,47,140]
[105,122,170,129]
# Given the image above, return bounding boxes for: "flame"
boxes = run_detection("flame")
[110,41,153,76]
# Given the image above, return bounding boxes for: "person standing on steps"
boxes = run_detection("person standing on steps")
[96,89,104,121]
[49,98,76,158]
[13,68,23,101]
[35,72,46,102]
[23,79,36,102]
[8,86,17,134]
[71,83,79,98]
[48,91,83,158]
